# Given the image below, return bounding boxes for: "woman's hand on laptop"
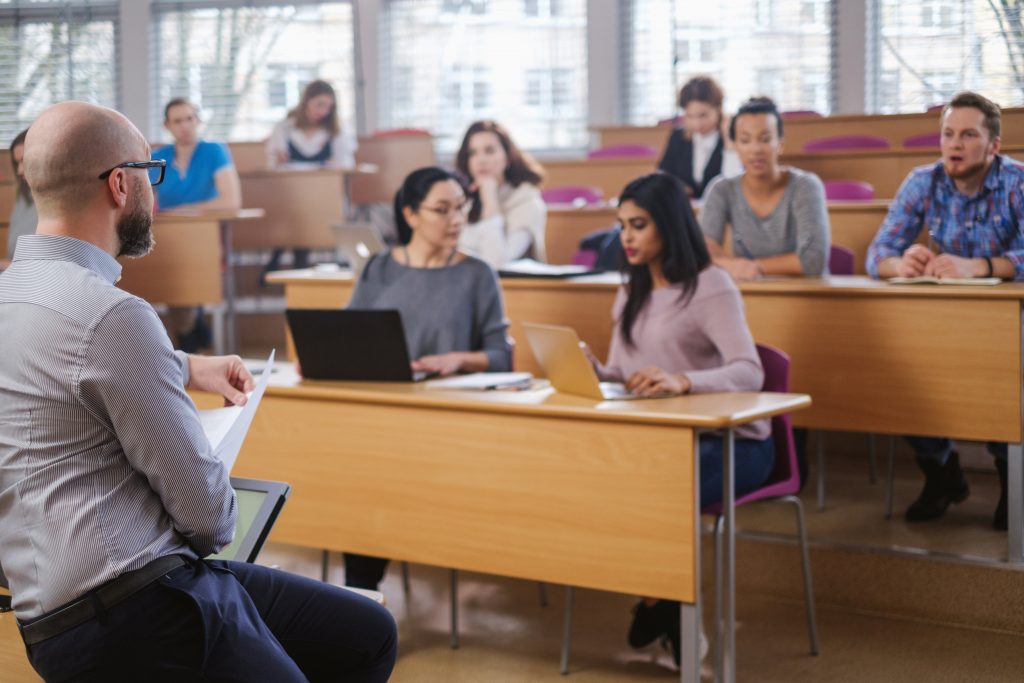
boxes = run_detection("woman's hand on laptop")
[626,366,691,397]
[412,353,467,377]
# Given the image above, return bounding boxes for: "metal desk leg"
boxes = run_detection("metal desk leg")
[219,220,237,354]
[721,429,736,683]
[1009,442,1023,563]
[682,429,702,683]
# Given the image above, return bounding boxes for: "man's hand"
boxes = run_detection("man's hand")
[625,366,691,397]
[188,354,255,406]
[411,353,465,377]
[896,244,935,277]
[927,254,986,279]
[716,257,763,281]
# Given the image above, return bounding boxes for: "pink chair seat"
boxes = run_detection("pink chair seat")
[803,135,890,152]
[587,144,659,159]
[541,185,604,205]
[823,180,875,201]
[372,128,431,138]
[903,132,941,148]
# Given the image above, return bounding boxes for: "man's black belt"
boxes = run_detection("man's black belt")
[18,555,187,646]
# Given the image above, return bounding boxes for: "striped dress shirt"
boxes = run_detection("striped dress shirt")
[0,234,236,619]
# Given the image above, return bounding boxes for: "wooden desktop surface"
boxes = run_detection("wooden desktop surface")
[271,271,1024,444]
[228,372,807,602]
[545,200,893,270]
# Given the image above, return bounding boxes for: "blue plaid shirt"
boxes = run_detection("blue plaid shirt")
[866,156,1024,279]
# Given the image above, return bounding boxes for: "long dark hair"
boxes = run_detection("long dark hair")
[617,172,710,347]
[393,166,466,245]
[455,120,544,222]
[10,129,30,205]
[289,79,340,136]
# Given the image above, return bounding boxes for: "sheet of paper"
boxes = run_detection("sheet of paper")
[198,350,275,472]
[888,276,1002,286]
[498,259,599,278]
[423,372,534,391]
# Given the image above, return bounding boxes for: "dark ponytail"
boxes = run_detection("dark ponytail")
[394,166,466,245]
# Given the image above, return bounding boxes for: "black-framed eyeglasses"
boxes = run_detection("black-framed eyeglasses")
[98,160,166,187]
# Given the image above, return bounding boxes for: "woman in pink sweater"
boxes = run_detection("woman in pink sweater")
[597,172,774,666]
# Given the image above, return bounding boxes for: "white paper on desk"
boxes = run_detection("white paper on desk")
[198,350,275,472]
[423,372,534,391]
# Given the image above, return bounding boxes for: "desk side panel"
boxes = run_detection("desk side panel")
[117,219,223,306]
[745,293,1022,441]
[233,395,698,603]
[237,172,343,249]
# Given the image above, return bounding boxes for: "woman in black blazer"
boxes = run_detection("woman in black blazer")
[658,76,741,199]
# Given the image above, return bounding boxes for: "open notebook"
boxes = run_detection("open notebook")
[887,276,1003,286]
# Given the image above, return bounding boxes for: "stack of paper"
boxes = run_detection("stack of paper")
[198,350,274,472]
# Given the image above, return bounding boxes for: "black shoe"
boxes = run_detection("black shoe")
[994,459,1008,531]
[191,308,212,348]
[905,451,970,522]
[627,599,675,649]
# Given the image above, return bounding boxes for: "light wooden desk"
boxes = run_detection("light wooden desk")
[229,371,808,683]
[270,270,1024,564]
[545,200,893,270]
[118,209,264,354]
[542,157,657,200]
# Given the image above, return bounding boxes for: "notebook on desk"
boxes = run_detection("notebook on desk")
[286,308,429,382]
[522,322,652,401]
[887,276,1002,286]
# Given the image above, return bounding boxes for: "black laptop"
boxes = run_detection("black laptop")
[286,308,425,381]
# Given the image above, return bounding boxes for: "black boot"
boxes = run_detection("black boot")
[627,599,676,650]
[905,451,970,522]
[993,459,1008,531]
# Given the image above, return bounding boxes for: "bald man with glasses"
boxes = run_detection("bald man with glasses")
[0,102,396,682]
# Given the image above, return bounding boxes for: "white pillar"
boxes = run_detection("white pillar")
[834,0,868,114]
[119,0,152,136]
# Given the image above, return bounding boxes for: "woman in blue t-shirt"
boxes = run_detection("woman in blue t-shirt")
[153,98,242,351]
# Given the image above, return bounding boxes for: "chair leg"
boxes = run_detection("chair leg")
[560,586,574,675]
[782,495,820,656]
[538,581,549,607]
[867,433,878,485]
[713,514,725,679]
[401,561,411,597]
[884,436,896,520]
[320,549,330,582]
[449,569,459,650]
[816,431,826,512]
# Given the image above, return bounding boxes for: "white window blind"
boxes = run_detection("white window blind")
[623,0,835,125]
[152,0,356,143]
[868,0,1024,113]
[0,0,119,143]
[380,0,588,153]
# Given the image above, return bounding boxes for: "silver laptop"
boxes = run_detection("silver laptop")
[522,322,642,401]
[332,222,385,276]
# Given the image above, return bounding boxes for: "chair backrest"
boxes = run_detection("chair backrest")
[587,144,659,159]
[803,135,890,152]
[926,103,946,113]
[541,185,605,205]
[372,128,431,138]
[780,110,823,120]
[823,179,875,201]
[657,115,683,127]
[903,132,941,148]
[754,344,801,493]
[828,244,855,275]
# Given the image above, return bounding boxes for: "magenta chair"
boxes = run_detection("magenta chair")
[587,144,659,159]
[803,135,890,152]
[372,127,431,137]
[828,245,856,275]
[541,185,604,205]
[903,132,941,148]
[781,110,823,120]
[658,115,684,126]
[570,250,598,268]
[557,344,818,676]
[705,344,819,671]
[823,180,875,201]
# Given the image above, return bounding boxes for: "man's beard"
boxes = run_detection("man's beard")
[116,180,154,258]
[944,158,987,181]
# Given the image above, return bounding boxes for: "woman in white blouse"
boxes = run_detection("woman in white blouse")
[454,120,547,268]
[266,79,356,169]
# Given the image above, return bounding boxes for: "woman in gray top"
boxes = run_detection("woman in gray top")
[348,166,511,377]
[1,129,36,270]
[699,97,830,281]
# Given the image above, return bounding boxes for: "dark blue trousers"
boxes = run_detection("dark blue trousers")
[26,559,397,682]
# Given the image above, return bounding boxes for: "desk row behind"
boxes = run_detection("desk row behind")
[269,270,1024,445]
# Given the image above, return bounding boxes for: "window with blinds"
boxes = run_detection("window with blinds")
[623,0,835,125]
[868,0,1024,113]
[0,0,119,143]
[380,0,588,153]
[151,0,356,143]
